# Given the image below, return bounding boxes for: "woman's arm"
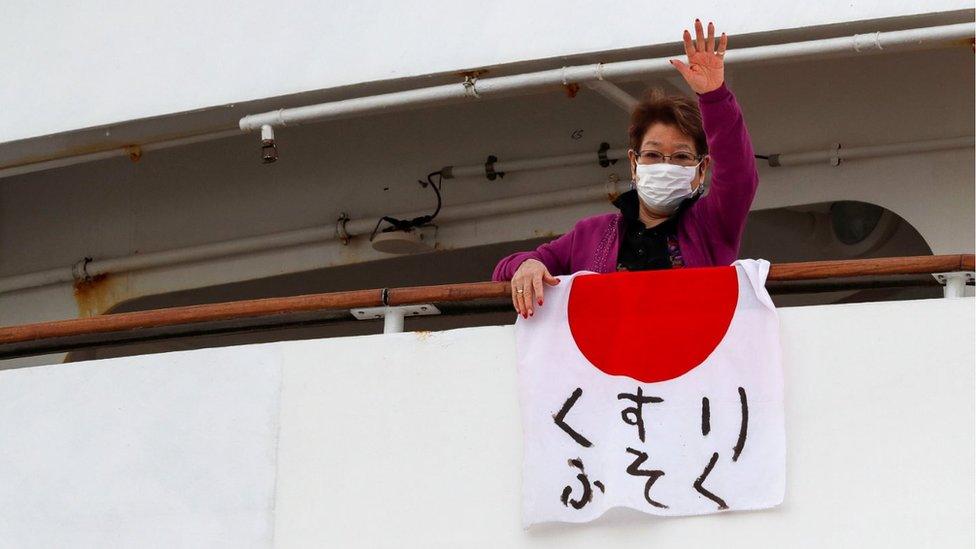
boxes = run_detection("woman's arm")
[670,20,758,248]
[492,229,576,282]
[493,229,574,318]
[693,83,758,244]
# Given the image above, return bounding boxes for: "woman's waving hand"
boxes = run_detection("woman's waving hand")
[670,19,728,94]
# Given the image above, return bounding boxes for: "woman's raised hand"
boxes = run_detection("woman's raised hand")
[670,19,728,95]
[511,259,560,319]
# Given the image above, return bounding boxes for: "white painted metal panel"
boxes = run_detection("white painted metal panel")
[0,344,282,549]
[0,298,971,546]
[1,0,971,142]
[273,298,974,547]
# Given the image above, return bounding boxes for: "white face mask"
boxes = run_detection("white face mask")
[633,162,702,215]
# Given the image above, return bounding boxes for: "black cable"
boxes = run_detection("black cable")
[369,170,444,241]
[369,216,386,241]
[423,171,443,221]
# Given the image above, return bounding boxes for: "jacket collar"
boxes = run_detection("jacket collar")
[612,188,699,227]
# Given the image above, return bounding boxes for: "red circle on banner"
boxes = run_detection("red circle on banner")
[567,266,739,383]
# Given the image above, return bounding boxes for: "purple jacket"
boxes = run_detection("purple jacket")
[492,83,758,281]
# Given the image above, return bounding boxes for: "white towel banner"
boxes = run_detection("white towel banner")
[515,259,785,527]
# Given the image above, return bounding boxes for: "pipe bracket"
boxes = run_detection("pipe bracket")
[260,125,278,164]
[598,142,617,167]
[485,155,505,181]
[462,75,481,99]
[71,257,94,283]
[336,212,351,245]
[854,31,884,53]
[830,143,842,166]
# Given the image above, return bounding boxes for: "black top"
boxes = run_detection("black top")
[612,189,690,272]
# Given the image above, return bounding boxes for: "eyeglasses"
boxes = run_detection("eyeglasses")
[633,149,703,167]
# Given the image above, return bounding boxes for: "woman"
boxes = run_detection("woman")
[493,19,758,318]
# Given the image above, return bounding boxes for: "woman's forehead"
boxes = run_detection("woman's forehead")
[641,123,694,150]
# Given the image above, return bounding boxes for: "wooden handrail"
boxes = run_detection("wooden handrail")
[766,254,973,280]
[0,254,971,353]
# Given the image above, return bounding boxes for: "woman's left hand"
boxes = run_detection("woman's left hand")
[670,19,728,94]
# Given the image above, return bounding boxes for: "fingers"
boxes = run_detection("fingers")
[512,262,561,318]
[717,32,728,55]
[520,277,536,317]
[670,59,693,80]
[694,19,705,52]
[682,29,695,58]
[514,280,530,317]
[706,21,715,52]
[511,280,523,317]
[532,276,544,307]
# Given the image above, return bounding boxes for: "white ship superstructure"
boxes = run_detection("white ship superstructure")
[0,2,972,546]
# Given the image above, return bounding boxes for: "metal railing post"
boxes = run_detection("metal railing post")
[934,272,974,299]
[383,308,406,334]
[351,304,440,334]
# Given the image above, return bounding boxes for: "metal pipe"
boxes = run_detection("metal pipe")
[769,136,975,167]
[584,81,639,112]
[442,135,973,180]
[2,24,970,180]
[239,23,974,131]
[445,148,628,179]
[2,128,971,295]
[0,129,242,180]
[0,179,630,295]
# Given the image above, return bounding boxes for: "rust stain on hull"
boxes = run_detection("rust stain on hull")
[73,273,128,318]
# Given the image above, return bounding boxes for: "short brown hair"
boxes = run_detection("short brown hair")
[628,88,707,156]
